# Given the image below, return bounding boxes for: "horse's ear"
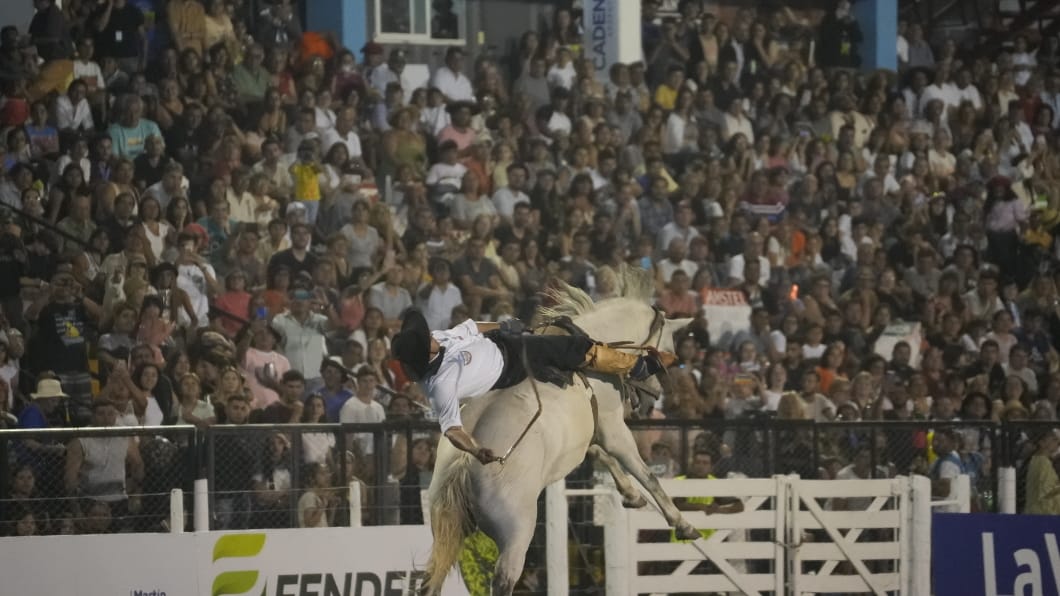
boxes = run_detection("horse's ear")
[661,317,694,350]
[664,317,694,334]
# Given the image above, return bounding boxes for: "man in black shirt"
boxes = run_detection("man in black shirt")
[25,268,103,425]
[92,0,146,72]
[267,223,317,280]
[28,0,72,61]
[213,394,262,530]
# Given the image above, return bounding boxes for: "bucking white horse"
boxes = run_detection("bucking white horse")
[423,272,699,595]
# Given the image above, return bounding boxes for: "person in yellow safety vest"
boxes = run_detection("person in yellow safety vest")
[671,450,744,542]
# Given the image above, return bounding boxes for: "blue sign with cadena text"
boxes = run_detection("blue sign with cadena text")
[934,513,1060,596]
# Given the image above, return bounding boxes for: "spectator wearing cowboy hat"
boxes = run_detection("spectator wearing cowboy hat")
[19,377,66,432]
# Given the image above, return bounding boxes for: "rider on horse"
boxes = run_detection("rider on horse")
[392,309,676,465]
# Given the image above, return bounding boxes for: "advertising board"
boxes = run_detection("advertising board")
[0,526,468,596]
[934,513,1060,596]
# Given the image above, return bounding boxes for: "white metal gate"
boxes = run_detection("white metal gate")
[546,473,970,596]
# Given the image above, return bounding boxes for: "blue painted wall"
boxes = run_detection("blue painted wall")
[855,0,898,71]
[306,0,368,55]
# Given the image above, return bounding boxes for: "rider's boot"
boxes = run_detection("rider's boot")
[582,344,677,381]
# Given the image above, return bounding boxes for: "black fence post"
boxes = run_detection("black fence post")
[767,420,777,476]
[869,426,878,479]
[811,423,820,478]
[206,427,216,531]
[290,427,303,529]
[0,433,8,499]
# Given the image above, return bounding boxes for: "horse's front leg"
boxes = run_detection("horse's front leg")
[594,412,699,540]
[587,444,646,508]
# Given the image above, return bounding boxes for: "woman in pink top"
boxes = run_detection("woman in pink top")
[239,319,291,409]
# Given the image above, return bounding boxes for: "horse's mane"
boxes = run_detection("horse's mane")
[537,265,654,320]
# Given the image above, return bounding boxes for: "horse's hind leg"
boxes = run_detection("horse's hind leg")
[588,444,646,508]
[477,496,537,596]
[595,412,699,540]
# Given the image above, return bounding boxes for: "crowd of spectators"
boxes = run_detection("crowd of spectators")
[1,0,1060,536]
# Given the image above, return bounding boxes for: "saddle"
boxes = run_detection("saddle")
[534,316,661,419]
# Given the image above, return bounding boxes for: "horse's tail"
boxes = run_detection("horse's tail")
[424,452,474,595]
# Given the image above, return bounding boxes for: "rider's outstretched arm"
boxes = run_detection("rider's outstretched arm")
[444,427,500,465]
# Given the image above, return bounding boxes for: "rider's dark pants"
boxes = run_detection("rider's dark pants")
[486,332,594,390]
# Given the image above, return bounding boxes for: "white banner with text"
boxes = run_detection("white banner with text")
[0,526,468,596]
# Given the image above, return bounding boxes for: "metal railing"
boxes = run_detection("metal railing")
[0,419,1053,535]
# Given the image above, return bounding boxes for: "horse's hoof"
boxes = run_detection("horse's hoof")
[622,494,647,509]
[676,522,699,541]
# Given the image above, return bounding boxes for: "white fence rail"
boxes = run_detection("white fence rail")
[547,473,970,596]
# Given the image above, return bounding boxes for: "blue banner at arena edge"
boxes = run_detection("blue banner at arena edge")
[933,513,1060,596]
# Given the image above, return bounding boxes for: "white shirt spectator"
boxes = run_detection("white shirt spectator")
[369,64,416,102]
[271,312,330,379]
[922,82,960,114]
[431,66,474,102]
[956,84,983,111]
[54,155,92,183]
[145,176,190,210]
[727,254,772,284]
[546,110,572,135]
[55,95,94,131]
[491,186,530,220]
[176,263,215,328]
[227,190,257,224]
[662,112,697,155]
[320,128,363,159]
[421,105,451,136]
[932,452,963,513]
[314,106,336,136]
[73,59,105,89]
[418,283,464,331]
[1013,51,1037,86]
[426,162,467,188]
[546,62,577,90]
[339,397,387,454]
[721,112,754,143]
[656,258,697,283]
[656,223,701,254]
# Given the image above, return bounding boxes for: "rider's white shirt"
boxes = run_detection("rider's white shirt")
[423,319,504,433]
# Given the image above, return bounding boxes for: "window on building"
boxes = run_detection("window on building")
[374,0,465,44]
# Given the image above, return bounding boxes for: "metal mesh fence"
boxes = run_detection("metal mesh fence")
[626,418,1003,512]
[206,422,442,530]
[0,426,198,535]
[0,419,1051,538]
